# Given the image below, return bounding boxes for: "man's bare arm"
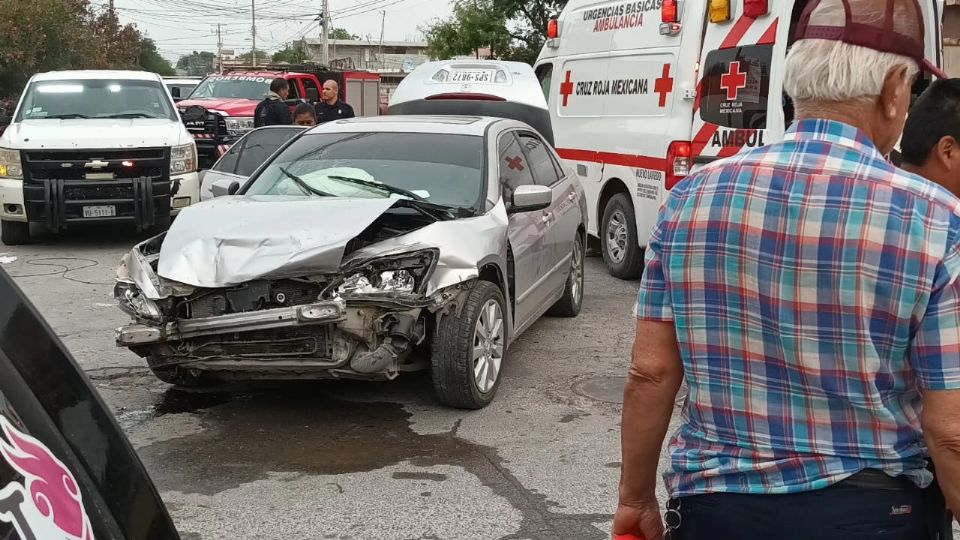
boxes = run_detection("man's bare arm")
[922,389,960,514]
[619,318,685,504]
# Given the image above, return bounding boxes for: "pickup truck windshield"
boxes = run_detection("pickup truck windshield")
[189,76,271,101]
[16,79,178,122]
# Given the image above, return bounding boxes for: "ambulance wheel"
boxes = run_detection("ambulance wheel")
[1,220,31,246]
[601,193,643,280]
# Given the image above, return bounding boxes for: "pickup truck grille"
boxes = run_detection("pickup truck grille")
[22,148,168,182]
[21,148,171,230]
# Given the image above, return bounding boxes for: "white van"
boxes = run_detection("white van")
[0,70,200,245]
[535,0,945,278]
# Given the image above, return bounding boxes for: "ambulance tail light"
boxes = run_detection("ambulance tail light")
[662,0,679,23]
[744,0,769,18]
[665,141,691,190]
[547,18,559,39]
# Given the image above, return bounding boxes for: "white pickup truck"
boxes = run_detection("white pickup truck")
[0,70,200,245]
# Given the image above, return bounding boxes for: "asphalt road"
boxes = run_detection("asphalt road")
[0,225,674,540]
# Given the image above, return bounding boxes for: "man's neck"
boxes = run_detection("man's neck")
[796,101,878,141]
[324,99,338,106]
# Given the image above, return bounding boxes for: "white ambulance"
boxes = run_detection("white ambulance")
[535,0,945,278]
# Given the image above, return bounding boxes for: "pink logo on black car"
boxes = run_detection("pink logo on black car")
[0,415,94,540]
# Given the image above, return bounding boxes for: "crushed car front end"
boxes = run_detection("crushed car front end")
[113,197,507,384]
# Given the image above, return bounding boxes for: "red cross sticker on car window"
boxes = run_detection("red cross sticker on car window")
[506,156,525,171]
[720,61,748,101]
[560,70,575,107]
[654,64,674,108]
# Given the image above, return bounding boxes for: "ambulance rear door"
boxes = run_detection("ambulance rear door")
[692,1,787,166]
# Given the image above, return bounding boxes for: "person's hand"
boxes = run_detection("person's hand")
[612,498,664,540]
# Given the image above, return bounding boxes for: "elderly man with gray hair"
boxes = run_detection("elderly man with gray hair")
[613,0,957,539]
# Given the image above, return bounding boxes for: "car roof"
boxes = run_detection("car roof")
[305,115,521,136]
[33,70,161,82]
[390,60,547,110]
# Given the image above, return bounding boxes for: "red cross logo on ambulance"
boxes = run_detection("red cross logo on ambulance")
[720,61,748,101]
[560,70,575,107]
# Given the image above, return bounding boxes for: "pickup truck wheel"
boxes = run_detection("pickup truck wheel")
[147,355,206,387]
[601,193,643,279]
[431,281,506,409]
[548,233,584,318]
[1,220,30,246]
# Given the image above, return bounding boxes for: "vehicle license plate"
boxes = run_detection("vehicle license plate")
[82,205,116,218]
[452,70,492,83]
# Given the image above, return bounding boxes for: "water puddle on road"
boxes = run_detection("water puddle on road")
[139,381,612,539]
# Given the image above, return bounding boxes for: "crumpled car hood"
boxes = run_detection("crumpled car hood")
[157,196,398,288]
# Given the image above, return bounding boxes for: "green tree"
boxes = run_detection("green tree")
[238,49,270,64]
[0,0,155,99]
[422,0,567,64]
[329,27,358,40]
[423,1,511,60]
[272,42,308,64]
[176,51,217,76]
[138,38,175,76]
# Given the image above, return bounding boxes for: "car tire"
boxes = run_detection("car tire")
[1,220,30,246]
[431,280,507,410]
[600,193,643,279]
[147,355,206,387]
[548,233,585,318]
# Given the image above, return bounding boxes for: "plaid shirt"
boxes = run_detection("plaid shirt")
[637,119,960,497]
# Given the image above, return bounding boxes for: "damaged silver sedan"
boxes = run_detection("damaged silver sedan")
[114,115,586,408]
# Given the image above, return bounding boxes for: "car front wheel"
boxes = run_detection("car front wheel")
[431,281,506,409]
[1,220,30,246]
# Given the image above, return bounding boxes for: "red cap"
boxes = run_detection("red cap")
[794,0,946,79]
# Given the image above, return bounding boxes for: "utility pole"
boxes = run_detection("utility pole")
[216,23,223,73]
[251,0,257,67]
[109,0,115,14]
[321,0,330,66]
[378,10,385,70]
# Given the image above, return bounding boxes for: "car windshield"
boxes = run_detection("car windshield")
[245,132,486,211]
[16,79,177,121]
[189,75,271,100]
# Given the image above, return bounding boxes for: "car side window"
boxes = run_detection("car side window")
[498,132,536,205]
[302,78,321,103]
[235,127,304,177]
[287,79,301,100]
[518,133,562,187]
[213,138,244,175]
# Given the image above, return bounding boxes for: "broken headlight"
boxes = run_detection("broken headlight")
[115,280,162,321]
[336,250,437,297]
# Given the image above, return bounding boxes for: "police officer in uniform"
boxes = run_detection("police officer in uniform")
[315,80,355,124]
[254,78,293,128]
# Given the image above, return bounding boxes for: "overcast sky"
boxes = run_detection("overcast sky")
[108,0,453,63]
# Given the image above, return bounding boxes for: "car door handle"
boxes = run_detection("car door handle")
[542,212,553,223]
[568,192,576,201]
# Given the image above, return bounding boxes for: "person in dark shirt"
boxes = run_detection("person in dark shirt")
[254,78,293,128]
[315,80,355,123]
[900,79,960,197]
[293,103,317,127]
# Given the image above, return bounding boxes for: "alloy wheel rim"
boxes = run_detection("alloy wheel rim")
[473,299,504,393]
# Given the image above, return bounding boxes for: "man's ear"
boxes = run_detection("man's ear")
[880,66,910,120]
[938,136,960,170]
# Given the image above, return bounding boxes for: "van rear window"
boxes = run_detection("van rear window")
[699,45,773,130]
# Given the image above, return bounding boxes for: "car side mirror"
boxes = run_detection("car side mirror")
[509,184,552,214]
[172,96,184,103]
[210,177,240,198]
[171,87,181,98]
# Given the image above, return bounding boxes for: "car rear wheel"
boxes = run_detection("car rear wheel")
[431,281,506,409]
[601,193,643,279]
[1,220,30,246]
[548,234,584,317]
[147,354,206,387]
